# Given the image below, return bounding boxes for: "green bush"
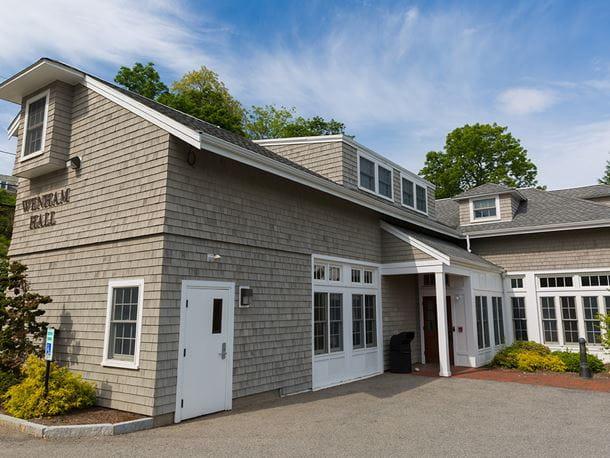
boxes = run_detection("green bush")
[2,355,96,419]
[552,351,606,374]
[516,351,566,372]
[490,341,551,369]
[0,369,19,396]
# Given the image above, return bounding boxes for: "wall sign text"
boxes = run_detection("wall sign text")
[22,188,71,230]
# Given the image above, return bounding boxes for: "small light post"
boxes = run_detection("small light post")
[578,337,592,379]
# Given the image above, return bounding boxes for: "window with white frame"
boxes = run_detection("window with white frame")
[352,294,377,350]
[401,175,428,214]
[313,264,326,280]
[540,297,558,343]
[328,265,341,282]
[492,297,505,346]
[475,296,490,349]
[539,276,573,288]
[511,297,528,341]
[582,296,602,344]
[22,91,49,158]
[471,197,498,220]
[560,296,579,344]
[103,279,144,368]
[510,277,524,289]
[351,268,361,283]
[363,270,374,284]
[358,154,393,199]
[314,292,328,354]
[580,274,610,287]
[313,263,341,282]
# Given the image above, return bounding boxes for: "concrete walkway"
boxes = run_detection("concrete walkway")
[1,373,608,457]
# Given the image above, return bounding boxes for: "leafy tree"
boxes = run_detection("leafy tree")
[158,67,246,135]
[420,123,538,199]
[0,261,50,373]
[245,105,345,140]
[599,160,610,185]
[0,189,15,259]
[114,62,168,100]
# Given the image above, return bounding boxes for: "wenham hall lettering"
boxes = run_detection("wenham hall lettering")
[22,188,70,230]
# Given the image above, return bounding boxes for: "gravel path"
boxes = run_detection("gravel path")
[1,373,608,457]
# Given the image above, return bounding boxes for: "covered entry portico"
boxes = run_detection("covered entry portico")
[380,222,505,377]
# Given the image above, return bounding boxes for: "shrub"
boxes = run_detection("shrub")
[516,351,567,372]
[490,341,551,369]
[0,369,19,396]
[2,355,95,419]
[552,351,606,374]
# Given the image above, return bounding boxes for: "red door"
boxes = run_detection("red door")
[423,296,454,364]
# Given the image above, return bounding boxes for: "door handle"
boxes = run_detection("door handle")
[219,342,227,359]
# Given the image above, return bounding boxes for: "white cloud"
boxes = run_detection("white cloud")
[497,87,557,115]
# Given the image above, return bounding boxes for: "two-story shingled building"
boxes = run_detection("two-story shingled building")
[1,59,609,424]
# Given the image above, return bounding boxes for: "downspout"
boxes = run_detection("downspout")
[466,234,471,253]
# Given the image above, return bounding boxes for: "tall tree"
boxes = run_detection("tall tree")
[158,67,246,135]
[114,62,168,100]
[420,123,538,199]
[245,105,345,139]
[599,160,610,185]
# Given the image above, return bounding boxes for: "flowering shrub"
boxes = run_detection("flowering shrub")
[490,340,551,369]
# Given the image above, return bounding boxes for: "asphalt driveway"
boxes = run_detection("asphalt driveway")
[1,373,608,457]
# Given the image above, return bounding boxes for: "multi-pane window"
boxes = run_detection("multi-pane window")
[365,295,377,347]
[581,275,610,287]
[363,270,373,284]
[510,277,524,289]
[540,297,558,343]
[23,95,47,156]
[108,286,139,360]
[314,292,328,355]
[582,296,601,344]
[472,198,497,219]
[402,178,414,207]
[351,269,361,283]
[359,156,376,191]
[378,166,392,198]
[415,185,427,213]
[560,296,579,344]
[328,266,341,282]
[329,293,343,352]
[352,294,364,350]
[511,297,528,341]
[539,276,573,288]
[475,296,490,349]
[492,297,505,346]
[313,264,326,280]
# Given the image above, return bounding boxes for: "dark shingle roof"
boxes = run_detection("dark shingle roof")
[436,187,610,234]
[548,184,610,200]
[452,183,517,200]
[386,224,501,269]
[435,199,460,228]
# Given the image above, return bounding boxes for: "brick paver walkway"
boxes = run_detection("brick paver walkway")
[412,364,610,392]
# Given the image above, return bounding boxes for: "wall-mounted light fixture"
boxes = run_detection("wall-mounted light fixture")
[206,254,222,262]
[239,286,253,308]
[66,156,81,170]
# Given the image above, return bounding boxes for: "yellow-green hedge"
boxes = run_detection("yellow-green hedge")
[515,351,567,373]
[2,355,96,419]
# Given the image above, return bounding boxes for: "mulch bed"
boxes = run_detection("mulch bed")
[0,406,143,426]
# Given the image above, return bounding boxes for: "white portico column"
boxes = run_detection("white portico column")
[435,271,451,377]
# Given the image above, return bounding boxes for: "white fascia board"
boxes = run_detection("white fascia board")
[85,78,460,239]
[255,134,435,189]
[380,221,450,265]
[466,219,610,238]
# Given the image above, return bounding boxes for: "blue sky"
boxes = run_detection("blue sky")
[1,0,610,189]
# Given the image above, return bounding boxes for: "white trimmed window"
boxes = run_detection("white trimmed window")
[352,294,377,350]
[471,197,499,221]
[510,277,524,289]
[21,90,49,160]
[539,276,574,288]
[492,297,505,346]
[400,175,429,215]
[582,296,602,344]
[540,296,558,343]
[358,153,393,200]
[560,297,579,344]
[475,296,490,349]
[511,297,528,341]
[363,269,374,284]
[581,274,610,287]
[103,279,144,369]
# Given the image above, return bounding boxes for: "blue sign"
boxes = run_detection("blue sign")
[45,327,55,361]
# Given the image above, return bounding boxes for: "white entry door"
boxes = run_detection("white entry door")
[175,281,234,423]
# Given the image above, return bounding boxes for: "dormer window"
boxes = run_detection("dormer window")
[358,153,393,200]
[21,90,49,160]
[400,174,428,215]
[471,197,500,222]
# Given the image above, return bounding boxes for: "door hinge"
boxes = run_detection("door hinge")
[183,348,186,357]
[181,399,184,408]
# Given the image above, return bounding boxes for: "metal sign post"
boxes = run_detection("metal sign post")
[44,327,56,397]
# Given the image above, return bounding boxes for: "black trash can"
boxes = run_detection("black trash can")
[389,332,415,373]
